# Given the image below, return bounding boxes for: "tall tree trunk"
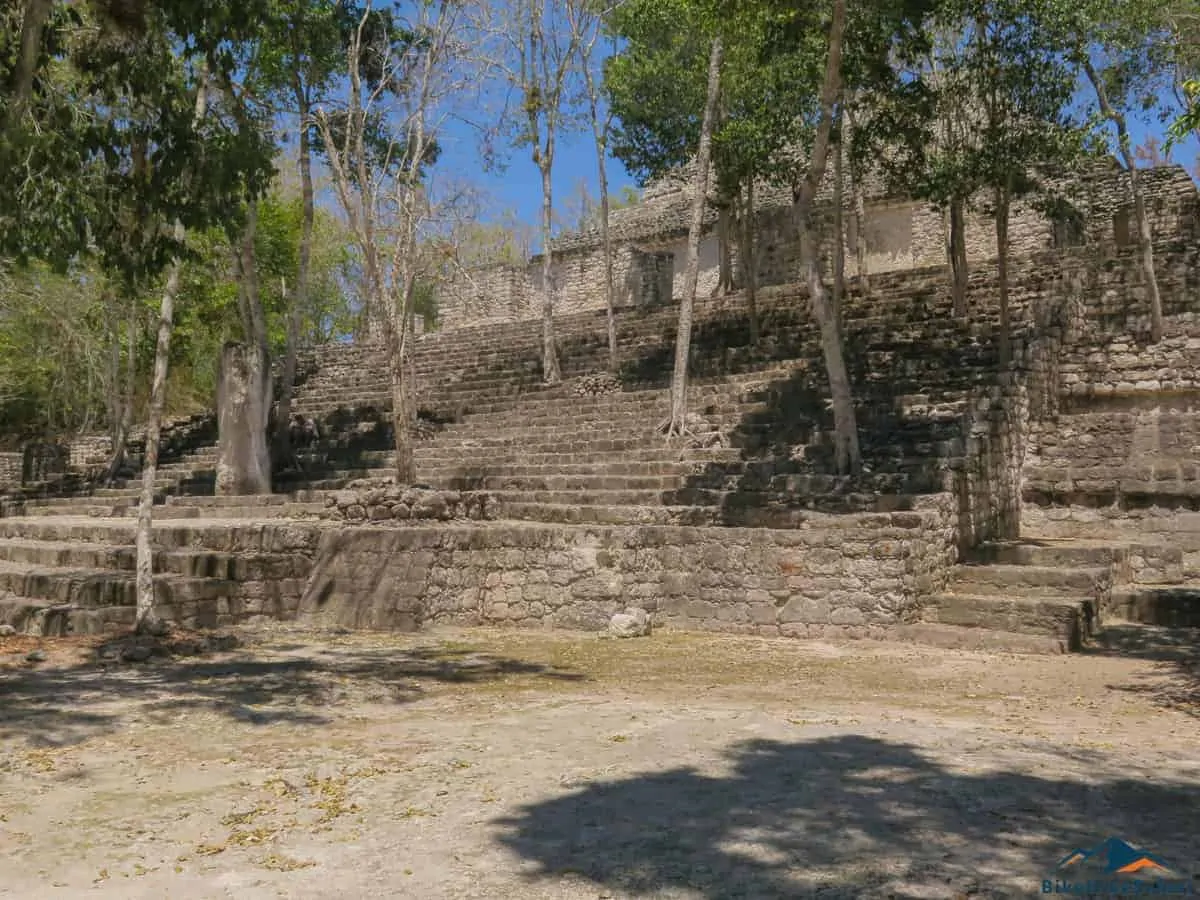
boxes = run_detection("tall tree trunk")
[134,73,208,634]
[844,105,870,295]
[539,161,561,383]
[715,202,734,296]
[274,90,315,462]
[104,289,139,483]
[388,287,416,483]
[216,199,273,496]
[134,228,183,635]
[7,0,53,126]
[832,128,846,327]
[240,201,269,351]
[994,183,1012,368]
[1081,56,1163,342]
[949,196,968,317]
[596,133,618,372]
[104,284,121,462]
[579,36,619,372]
[740,177,759,345]
[792,0,858,475]
[662,35,723,437]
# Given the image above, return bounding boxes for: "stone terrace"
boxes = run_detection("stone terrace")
[1,240,1199,654]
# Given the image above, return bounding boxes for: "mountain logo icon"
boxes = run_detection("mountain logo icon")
[1056,837,1177,877]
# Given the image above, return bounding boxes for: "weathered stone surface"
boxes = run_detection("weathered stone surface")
[319,480,494,524]
[215,342,273,496]
[607,607,651,638]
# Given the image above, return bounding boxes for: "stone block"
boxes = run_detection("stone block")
[779,596,830,624]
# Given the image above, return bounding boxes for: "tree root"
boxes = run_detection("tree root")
[656,415,695,440]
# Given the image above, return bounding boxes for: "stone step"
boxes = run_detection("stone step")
[418,437,691,456]
[493,497,919,527]
[411,446,745,464]
[497,501,720,527]
[1021,519,1200,556]
[0,560,236,608]
[1024,464,1200,488]
[12,502,142,518]
[1107,586,1200,628]
[947,564,1110,598]
[126,501,328,520]
[487,488,669,507]
[1023,486,1200,514]
[22,494,143,510]
[0,516,326,554]
[0,538,310,580]
[0,597,134,636]
[894,622,1084,655]
[415,460,712,479]
[441,411,760,437]
[423,473,684,492]
[440,397,741,423]
[165,494,289,508]
[922,592,1094,651]
[280,451,749,489]
[970,539,1128,570]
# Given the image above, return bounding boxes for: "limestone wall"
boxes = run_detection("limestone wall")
[537,245,639,316]
[295,504,958,635]
[439,265,533,328]
[68,436,112,473]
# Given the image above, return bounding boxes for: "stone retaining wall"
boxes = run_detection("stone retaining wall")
[296,498,958,635]
[320,482,497,523]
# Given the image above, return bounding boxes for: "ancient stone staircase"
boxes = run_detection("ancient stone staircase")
[1018,325,1200,632]
[0,515,320,634]
[2,247,1199,649]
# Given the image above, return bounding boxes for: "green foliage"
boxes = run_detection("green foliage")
[605,0,713,185]
[172,186,356,406]
[866,0,1090,218]
[0,261,112,437]
[1168,79,1200,148]
[606,0,934,199]
[0,170,356,434]
[0,0,277,278]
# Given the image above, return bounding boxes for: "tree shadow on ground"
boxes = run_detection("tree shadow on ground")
[1090,623,1200,718]
[0,641,584,748]
[495,734,1200,899]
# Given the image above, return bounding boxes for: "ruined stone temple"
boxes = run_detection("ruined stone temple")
[1,157,1199,653]
[438,156,1196,331]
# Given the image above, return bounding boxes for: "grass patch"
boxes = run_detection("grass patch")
[259,853,316,872]
[305,773,361,824]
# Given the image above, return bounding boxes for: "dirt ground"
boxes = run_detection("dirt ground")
[1,623,1197,900]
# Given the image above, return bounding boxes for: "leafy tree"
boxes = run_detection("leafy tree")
[255,0,363,461]
[567,0,622,369]
[965,0,1085,365]
[664,33,724,437]
[318,0,485,483]
[1,0,279,631]
[1054,0,1194,342]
